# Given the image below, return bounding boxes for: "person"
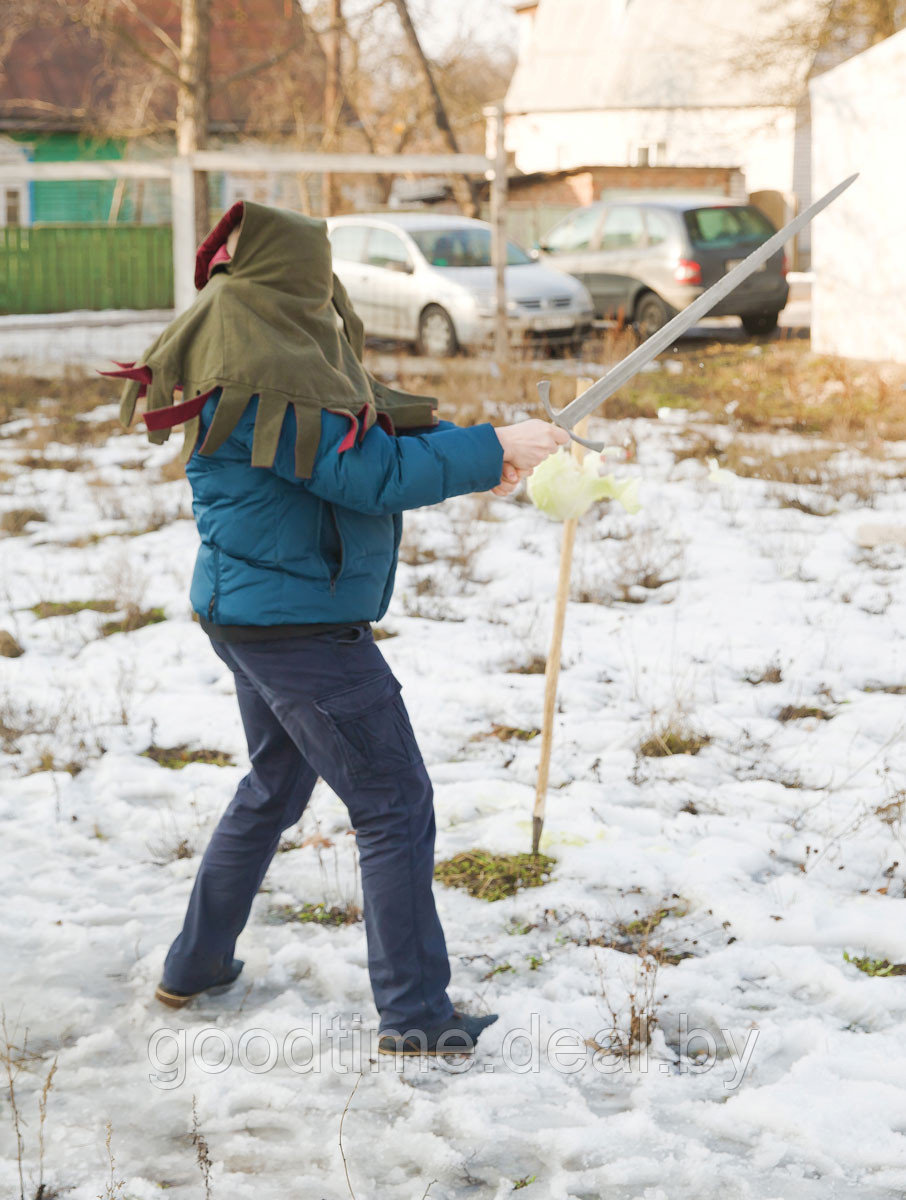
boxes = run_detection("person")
[107,201,568,1056]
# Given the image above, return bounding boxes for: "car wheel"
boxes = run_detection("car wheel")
[741,311,781,337]
[416,305,458,357]
[634,293,669,340]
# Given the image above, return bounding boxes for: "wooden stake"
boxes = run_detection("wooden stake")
[532,380,592,855]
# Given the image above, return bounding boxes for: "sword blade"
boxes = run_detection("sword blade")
[544,173,858,434]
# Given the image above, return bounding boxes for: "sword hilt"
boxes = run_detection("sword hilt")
[537,381,604,452]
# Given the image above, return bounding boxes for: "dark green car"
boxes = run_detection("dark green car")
[538,197,790,338]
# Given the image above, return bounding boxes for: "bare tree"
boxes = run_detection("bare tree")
[176,0,212,240]
[735,0,906,88]
[388,0,483,216]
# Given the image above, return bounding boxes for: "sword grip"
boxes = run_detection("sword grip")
[537,380,604,452]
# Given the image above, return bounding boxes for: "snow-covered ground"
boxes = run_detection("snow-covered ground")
[2,390,906,1200]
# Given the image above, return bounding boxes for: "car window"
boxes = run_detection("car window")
[408,227,532,267]
[644,210,674,247]
[683,205,774,247]
[601,207,645,251]
[542,206,602,254]
[367,227,412,271]
[328,224,369,263]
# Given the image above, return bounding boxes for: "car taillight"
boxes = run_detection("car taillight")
[781,253,789,278]
[675,259,702,286]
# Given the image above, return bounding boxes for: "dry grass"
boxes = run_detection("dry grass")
[777,704,834,723]
[374,342,906,440]
[573,525,685,606]
[16,453,89,473]
[100,606,167,637]
[1,507,46,535]
[142,744,234,769]
[434,850,556,901]
[0,370,125,450]
[639,715,710,758]
[507,654,547,675]
[746,661,783,685]
[0,631,23,658]
[473,723,541,743]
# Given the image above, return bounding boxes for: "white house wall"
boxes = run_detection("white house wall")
[810,30,906,364]
[505,106,798,195]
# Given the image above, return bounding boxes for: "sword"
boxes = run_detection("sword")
[538,173,859,450]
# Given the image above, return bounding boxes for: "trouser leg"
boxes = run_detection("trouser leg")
[223,629,454,1031]
[162,642,317,992]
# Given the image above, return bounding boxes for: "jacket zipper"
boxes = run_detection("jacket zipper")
[328,505,345,596]
[208,546,219,620]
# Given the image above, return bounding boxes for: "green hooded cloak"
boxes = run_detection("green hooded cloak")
[108,200,438,476]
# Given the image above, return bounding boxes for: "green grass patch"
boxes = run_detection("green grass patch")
[434,850,556,901]
[269,901,362,927]
[31,599,118,620]
[639,726,710,757]
[142,744,234,769]
[475,723,541,743]
[100,606,167,636]
[843,951,906,977]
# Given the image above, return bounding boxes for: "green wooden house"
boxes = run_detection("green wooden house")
[0,2,328,313]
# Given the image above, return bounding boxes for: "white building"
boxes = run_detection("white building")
[504,0,820,236]
[810,29,906,364]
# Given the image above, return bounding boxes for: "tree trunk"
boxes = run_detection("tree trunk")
[176,0,212,244]
[321,0,342,215]
[389,0,482,218]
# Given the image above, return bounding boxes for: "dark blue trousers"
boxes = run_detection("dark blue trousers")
[162,625,454,1032]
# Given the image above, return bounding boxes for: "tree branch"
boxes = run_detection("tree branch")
[111,0,181,61]
[209,34,308,94]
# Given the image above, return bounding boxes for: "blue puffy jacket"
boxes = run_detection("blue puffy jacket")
[186,391,504,627]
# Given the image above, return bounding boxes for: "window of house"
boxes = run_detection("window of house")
[601,206,645,251]
[541,205,604,254]
[632,141,668,167]
[1,185,27,226]
[328,223,369,263]
[366,227,412,271]
[5,189,21,225]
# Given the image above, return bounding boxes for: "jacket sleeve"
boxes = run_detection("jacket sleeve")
[263,408,504,516]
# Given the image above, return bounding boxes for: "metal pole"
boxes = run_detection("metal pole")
[171,156,197,313]
[487,102,509,365]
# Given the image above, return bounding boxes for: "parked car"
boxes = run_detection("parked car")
[537,197,790,338]
[326,213,594,357]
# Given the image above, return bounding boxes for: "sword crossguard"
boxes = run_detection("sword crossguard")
[537,381,605,452]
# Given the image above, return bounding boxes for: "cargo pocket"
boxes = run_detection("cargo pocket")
[313,671,423,784]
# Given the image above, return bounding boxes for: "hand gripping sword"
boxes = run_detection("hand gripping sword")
[537,174,859,450]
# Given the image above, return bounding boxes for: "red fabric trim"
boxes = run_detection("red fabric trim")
[376,412,395,436]
[99,362,152,385]
[195,202,244,290]
[143,388,216,432]
[325,407,360,454]
[207,243,232,277]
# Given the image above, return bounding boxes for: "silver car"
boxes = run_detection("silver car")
[538,197,789,338]
[326,213,594,357]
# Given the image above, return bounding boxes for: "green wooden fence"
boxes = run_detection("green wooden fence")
[0,225,174,314]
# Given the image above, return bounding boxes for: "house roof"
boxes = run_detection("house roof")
[505,0,822,114]
[0,0,326,134]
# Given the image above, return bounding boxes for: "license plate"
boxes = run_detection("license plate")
[533,314,575,331]
[726,258,767,273]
